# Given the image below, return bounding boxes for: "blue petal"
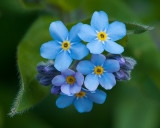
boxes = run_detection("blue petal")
[70,83,81,94]
[91,54,106,66]
[49,21,68,42]
[56,95,76,108]
[99,72,116,90]
[61,84,71,95]
[52,75,66,86]
[74,97,93,113]
[87,40,104,54]
[103,59,120,73]
[40,41,61,59]
[70,42,89,60]
[104,40,124,54]
[55,51,73,71]
[62,69,75,77]
[91,11,109,31]
[107,21,126,41]
[78,24,97,42]
[68,23,83,42]
[74,72,84,86]
[84,74,99,91]
[76,60,94,75]
[87,89,107,104]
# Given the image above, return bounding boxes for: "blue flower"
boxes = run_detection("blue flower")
[76,54,120,91]
[40,22,89,71]
[78,11,126,54]
[56,88,107,113]
[52,69,84,95]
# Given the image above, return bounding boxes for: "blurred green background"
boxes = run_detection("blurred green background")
[0,0,160,128]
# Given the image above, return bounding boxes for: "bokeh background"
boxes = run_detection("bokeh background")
[0,0,160,128]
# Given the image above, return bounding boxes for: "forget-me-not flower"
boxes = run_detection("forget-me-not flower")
[76,54,120,91]
[40,22,89,71]
[78,11,126,54]
[52,69,84,95]
[56,88,107,113]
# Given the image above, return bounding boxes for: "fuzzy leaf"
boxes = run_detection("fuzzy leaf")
[125,23,153,34]
[9,16,55,116]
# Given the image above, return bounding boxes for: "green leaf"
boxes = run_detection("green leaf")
[116,35,128,47]
[125,23,153,34]
[9,16,55,117]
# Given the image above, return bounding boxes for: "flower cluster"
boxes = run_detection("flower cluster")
[37,11,136,113]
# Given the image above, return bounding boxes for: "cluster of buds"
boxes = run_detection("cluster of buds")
[36,61,60,85]
[107,54,136,81]
[36,61,62,95]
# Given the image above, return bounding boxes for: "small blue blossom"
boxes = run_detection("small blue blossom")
[76,54,120,91]
[40,22,89,71]
[52,69,84,95]
[78,11,126,54]
[56,88,107,113]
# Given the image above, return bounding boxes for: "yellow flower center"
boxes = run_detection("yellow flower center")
[94,66,104,75]
[66,76,75,84]
[75,91,86,97]
[97,32,107,41]
[62,41,70,50]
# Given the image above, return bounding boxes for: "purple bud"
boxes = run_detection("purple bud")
[123,71,131,81]
[114,70,125,80]
[107,54,126,66]
[117,56,126,66]
[39,76,52,86]
[122,57,136,70]
[37,62,45,73]
[44,65,59,75]
[51,86,61,95]
[114,70,131,81]
[36,73,43,80]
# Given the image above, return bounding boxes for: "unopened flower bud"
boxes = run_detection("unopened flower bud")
[44,65,59,75]
[51,86,61,95]
[36,73,43,80]
[39,76,52,86]
[122,57,137,70]
[37,62,45,73]
[114,70,131,81]
[107,54,126,66]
